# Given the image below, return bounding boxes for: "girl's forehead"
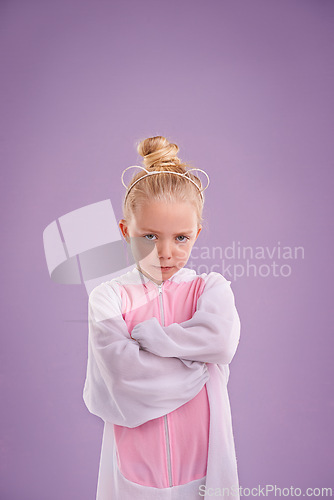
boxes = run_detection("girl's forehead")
[134,201,196,222]
[138,199,195,214]
[128,202,198,233]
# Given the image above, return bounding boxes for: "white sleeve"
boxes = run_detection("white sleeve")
[132,272,241,365]
[82,281,209,428]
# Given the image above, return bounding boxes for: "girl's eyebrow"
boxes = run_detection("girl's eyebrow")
[140,228,194,235]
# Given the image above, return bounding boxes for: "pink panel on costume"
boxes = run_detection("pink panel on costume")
[168,385,210,485]
[162,278,206,325]
[120,283,160,332]
[114,416,169,488]
[113,276,209,488]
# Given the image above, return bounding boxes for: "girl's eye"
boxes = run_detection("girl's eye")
[143,234,189,242]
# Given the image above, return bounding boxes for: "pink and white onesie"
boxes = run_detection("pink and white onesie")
[83,265,241,499]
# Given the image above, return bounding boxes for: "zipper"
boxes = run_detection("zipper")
[164,415,173,487]
[156,282,173,487]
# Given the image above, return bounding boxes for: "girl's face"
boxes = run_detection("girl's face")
[119,200,202,284]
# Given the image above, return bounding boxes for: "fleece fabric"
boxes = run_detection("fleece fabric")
[83,265,241,499]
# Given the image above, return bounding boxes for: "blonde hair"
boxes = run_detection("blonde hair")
[122,136,205,227]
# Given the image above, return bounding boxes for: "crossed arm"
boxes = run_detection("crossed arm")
[83,281,209,428]
[83,274,240,427]
[131,272,241,365]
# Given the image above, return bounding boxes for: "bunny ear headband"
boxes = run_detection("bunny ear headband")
[121,165,210,202]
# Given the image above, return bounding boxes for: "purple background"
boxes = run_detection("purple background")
[1,0,333,498]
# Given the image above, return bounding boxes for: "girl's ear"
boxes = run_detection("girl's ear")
[195,225,202,240]
[119,219,130,243]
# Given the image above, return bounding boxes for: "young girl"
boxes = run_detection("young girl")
[83,136,241,500]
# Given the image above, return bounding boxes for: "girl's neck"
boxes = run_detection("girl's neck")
[136,265,164,285]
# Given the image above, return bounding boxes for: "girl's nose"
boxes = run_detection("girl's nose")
[157,240,172,260]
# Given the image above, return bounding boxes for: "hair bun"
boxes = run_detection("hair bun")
[137,135,181,169]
